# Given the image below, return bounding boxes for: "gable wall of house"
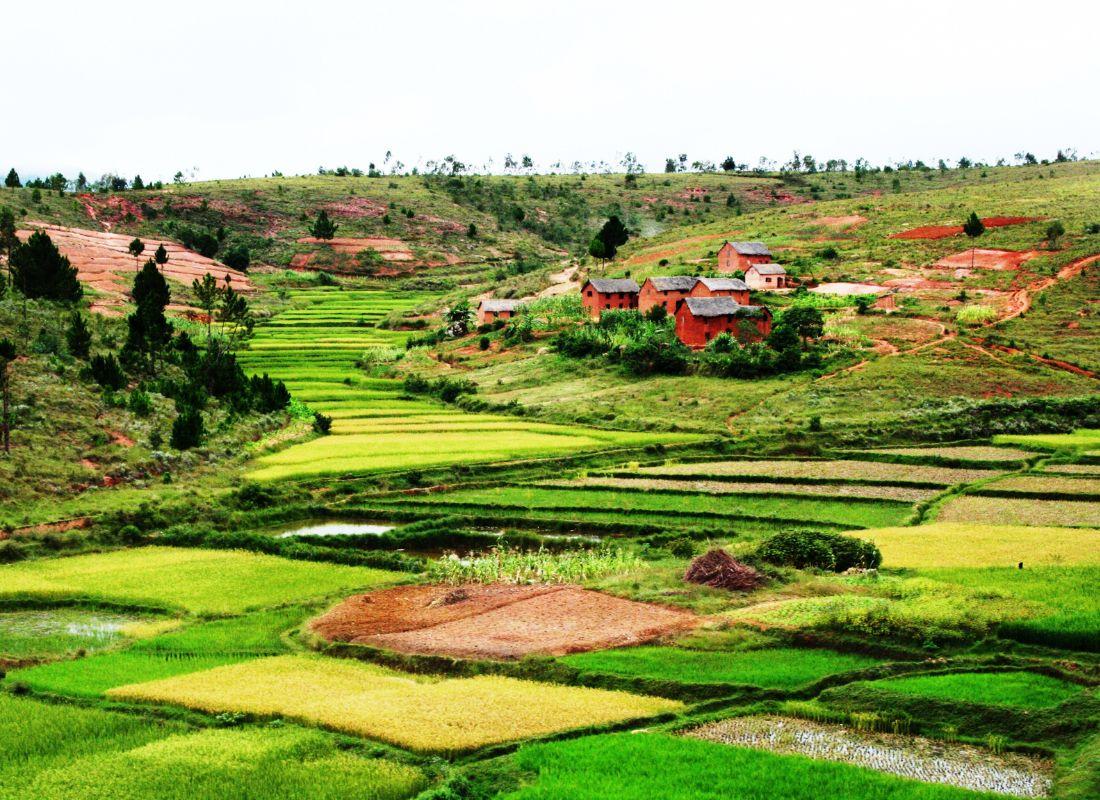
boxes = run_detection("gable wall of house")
[582,286,638,319]
[689,282,750,305]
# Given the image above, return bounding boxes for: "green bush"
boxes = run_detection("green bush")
[754,530,882,571]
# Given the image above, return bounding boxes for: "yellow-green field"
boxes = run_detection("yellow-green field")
[107,655,682,753]
[852,523,1100,568]
[0,548,397,615]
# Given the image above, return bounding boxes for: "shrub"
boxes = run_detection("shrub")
[127,389,153,417]
[754,530,881,571]
[170,408,204,450]
[478,335,490,350]
[89,353,126,390]
[312,412,333,434]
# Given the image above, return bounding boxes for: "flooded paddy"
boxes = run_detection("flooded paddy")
[685,715,1052,798]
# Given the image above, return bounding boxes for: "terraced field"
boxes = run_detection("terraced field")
[240,288,698,480]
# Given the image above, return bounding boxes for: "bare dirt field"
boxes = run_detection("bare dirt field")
[890,216,1041,240]
[810,282,889,296]
[312,583,696,660]
[933,249,1042,271]
[16,224,252,315]
[812,215,867,229]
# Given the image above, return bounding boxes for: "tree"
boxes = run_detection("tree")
[66,312,92,358]
[123,259,172,374]
[154,243,169,269]
[781,306,824,346]
[191,273,219,343]
[963,211,985,269]
[170,407,203,450]
[128,237,144,269]
[664,158,677,173]
[217,279,253,352]
[1045,220,1065,249]
[89,352,126,390]
[222,244,250,271]
[0,338,14,452]
[4,169,20,188]
[132,175,145,190]
[0,207,16,286]
[444,300,473,337]
[10,230,83,302]
[76,172,87,191]
[587,235,609,262]
[310,210,338,239]
[721,156,737,172]
[466,222,477,238]
[594,216,629,260]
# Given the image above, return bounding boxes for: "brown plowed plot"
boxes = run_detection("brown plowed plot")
[637,459,1002,486]
[934,249,1041,271]
[891,216,1040,240]
[312,583,559,639]
[16,224,252,314]
[297,236,414,261]
[811,215,867,229]
[312,584,696,660]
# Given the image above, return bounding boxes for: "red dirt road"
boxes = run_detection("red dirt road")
[890,216,1041,240]
[17,224,252,316]
[312,583,696,661]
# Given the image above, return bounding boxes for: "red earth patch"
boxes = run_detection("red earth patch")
[890,216,1042,240]
[16,224,253,316]
[311,583,696,660]
[933,249,1043,271]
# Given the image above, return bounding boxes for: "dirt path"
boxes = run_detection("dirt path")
[976,339,1097,379]
[537,263,581,298]
[990,252,1100,326]
[816,332,955,382]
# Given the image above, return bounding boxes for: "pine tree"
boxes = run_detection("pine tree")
[310,210,338,240]
[216,280,253,352]
[963,212,985,269]
[4,169,20,188]
[66,312,92,358]
[10,230,83,302]
[123,259,172,374]
[595,216,629,260]
[154,243,169,269]
[0,207,16,287]
[0,338,15,453]
[191,273,220,344]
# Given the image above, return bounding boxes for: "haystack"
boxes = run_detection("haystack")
[684,548,764,592]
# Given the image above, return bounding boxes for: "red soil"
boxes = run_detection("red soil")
[7,517,92,538]
[933,249,1042,271]
[323,197,388,219]
[16,224,253,316]
[77,194,144,230]
[890,216,1041,240]
[311,583,696,661]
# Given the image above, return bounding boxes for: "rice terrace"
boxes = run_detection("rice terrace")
[0,5,1098,799]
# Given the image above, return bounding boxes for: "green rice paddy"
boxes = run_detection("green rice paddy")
[870,671,1084,709]
[559,646,883,688]
[240,288,698,481]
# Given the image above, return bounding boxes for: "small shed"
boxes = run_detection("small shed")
[674,296,772,348]
[744,263,788,290]
[639,276,698,315]
[477,298,525,325]
[718,241,773,274]
[581,278,640,319]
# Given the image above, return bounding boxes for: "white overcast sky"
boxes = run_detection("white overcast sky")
[3,0,1098,181]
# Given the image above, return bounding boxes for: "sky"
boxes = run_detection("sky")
[3,0,1098,182]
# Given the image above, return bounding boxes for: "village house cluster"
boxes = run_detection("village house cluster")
[476,242,784,348]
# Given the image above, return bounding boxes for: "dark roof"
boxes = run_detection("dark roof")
[479,299,524,312]
[724,241,772,256]
[748,263,786,275]
[697,277,749,292]
[586,278,640,293]
[683,297,770,318]
[647,276,698,292]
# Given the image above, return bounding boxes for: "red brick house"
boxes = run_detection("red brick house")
[674,297,772,348]
[690,276,750,305]
[581,278,640,319]
[638,276,697,315]
[477,298,524,325]
[744,262,788,290]
[717,241,773,273]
